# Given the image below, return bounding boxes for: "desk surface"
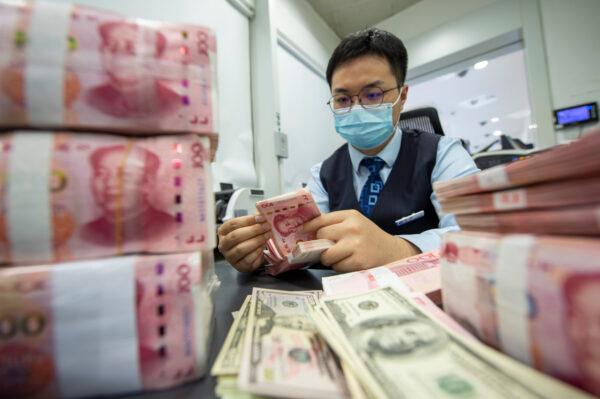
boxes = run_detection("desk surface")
[124,257,337,399]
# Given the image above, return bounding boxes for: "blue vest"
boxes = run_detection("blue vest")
[319,129,441,235]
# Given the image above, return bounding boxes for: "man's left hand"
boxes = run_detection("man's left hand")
[300,209,420,272]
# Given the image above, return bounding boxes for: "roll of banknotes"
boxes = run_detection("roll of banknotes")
[0,251,219,398]
[440,231,600,396]
[0,0,218,136]
[0,131,215,265]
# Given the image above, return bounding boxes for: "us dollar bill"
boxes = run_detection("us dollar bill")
[237,288,347,399]
[317,286,592,399]
[212,296,252,376]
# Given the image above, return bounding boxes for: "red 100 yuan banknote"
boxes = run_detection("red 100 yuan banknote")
[0,251,218,398]
[0,1,218,136]
[0,131,214,265]
[256,189,321,256]
[440,231,600,396]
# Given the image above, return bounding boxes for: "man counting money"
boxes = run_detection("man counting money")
[219,29,478,272]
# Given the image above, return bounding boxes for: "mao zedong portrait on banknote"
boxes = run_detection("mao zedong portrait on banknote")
[272,204,316,238]
[79,144,178,246]
[86,21,181,119]
[0,1,217,135]
[564,273,600,394]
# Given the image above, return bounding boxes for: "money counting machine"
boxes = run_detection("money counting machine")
[215,184,265,225]
[472,134,544,170]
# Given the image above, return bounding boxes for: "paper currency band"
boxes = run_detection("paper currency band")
[492,189,528,211]
[25,1,72,125]
[476,166,510,190]
[7,132,53,262]
[496,235,535,366]
[52,256,141,397]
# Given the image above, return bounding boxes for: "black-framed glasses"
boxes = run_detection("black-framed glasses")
[327,86,401,114]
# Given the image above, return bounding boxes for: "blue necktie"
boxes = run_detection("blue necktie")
[359,157,385,217]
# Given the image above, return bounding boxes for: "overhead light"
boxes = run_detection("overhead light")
[528,123,538,130]
[490,117,500,123]
[493,130,503,136]
[474,60,489,70]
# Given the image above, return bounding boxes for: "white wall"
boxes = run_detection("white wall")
[376,0,600,145]
[540,0,600,140]
[253,0,340,196]
[277,46,343,193]
[47,0,257,190]
[377,0,509,70]
[271,0,340,70]
[377,0,496,41]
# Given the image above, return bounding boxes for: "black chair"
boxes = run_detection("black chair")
[399,107,445,136]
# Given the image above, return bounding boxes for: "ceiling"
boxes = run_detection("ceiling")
[404,49,535,153]
[307,0,421,38]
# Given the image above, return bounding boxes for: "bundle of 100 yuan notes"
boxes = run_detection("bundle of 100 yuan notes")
[0,132,215,265]
[0,251,219,398]
[0,0,218,140]
[0,1,222,398]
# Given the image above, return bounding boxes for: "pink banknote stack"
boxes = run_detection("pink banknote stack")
[435,127,600,396]
[256,189,333,275]
[0,1,220,397]
[434,126,600,235]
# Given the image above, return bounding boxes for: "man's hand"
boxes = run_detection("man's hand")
[218,215,272,273]
[301,209,419,272]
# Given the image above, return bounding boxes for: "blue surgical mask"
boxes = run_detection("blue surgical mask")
[334,94,401,150]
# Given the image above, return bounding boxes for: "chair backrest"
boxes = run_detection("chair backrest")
[399,107,445,135]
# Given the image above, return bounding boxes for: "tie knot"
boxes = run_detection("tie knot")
[360,156,385,175]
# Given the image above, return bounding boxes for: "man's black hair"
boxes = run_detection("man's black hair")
[326,28,408,88]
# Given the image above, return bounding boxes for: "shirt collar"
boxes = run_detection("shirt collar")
[348,127,403,173]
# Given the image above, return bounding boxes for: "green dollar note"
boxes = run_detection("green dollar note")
[319,286,591,399]
[212,296,252,376]
[237,288,347,399]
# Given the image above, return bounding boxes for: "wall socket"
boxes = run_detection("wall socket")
[274,131,289,158]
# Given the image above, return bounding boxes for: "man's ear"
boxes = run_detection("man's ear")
[394,85,409,123]
[400,85,409,108]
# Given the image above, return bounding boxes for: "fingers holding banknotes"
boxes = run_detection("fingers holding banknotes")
[218,215,272,272]
[302,209,420,272]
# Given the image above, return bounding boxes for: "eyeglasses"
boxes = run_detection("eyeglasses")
[327,86,401,114]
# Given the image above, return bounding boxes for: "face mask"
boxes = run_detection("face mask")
[334,92,401,150]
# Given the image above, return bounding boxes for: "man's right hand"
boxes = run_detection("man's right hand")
[217,215,272,272]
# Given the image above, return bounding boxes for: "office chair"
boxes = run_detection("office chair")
[399,107,445,136]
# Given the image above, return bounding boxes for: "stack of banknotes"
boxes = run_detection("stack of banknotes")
[211,285,592,398]
[435,128,600,396]
[0,0,219,149]
[434,126,600,235]
[0,1,220,397]
[0,252,219,398]
[256,189,333,275]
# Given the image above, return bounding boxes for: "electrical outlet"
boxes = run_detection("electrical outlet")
[274,131,288,158]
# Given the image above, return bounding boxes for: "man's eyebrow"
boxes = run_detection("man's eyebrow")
[362,80,385,89]
[332,80,385,94]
